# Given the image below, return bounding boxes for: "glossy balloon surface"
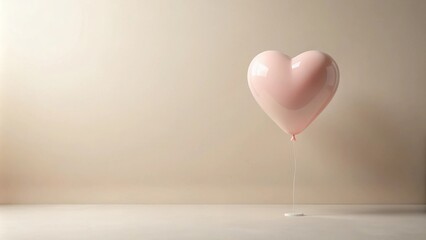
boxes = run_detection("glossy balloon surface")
[248,50,339,138]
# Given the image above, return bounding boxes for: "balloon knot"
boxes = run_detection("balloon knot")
[291,134,296,142]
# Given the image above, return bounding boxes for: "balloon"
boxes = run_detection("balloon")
[248,50,339,141]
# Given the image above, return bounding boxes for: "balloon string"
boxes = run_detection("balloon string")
[291,134,296,141]
[291,138,297,213]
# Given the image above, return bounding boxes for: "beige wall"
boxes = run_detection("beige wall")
[1,0,425,204]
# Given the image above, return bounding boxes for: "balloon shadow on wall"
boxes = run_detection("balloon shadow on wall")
[312,97,422,206]
[424,135,426,204]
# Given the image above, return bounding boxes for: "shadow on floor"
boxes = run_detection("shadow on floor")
[306,205,426,217]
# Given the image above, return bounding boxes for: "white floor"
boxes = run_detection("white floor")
[0,205,425,240]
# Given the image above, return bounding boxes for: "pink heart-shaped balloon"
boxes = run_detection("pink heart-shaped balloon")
[248,50,339,139]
